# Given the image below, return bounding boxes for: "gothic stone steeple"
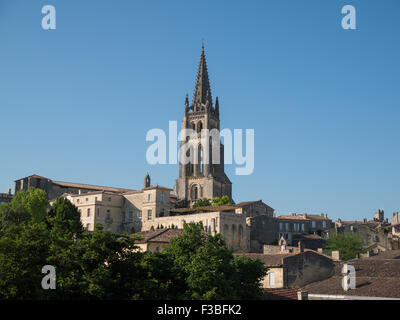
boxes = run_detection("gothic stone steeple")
[192,44,213,112]
[174,45,232,207]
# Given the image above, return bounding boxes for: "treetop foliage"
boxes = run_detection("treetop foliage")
[0,188,266,300]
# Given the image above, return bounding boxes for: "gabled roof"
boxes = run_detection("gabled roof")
[235,200,274,210]
[132,228,184,244]
[14,174,50,181]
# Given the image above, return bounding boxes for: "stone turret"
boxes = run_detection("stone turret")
[144,173,151,188]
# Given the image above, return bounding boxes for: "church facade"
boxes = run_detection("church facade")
[174,45,232,207]
[11,46,277,252]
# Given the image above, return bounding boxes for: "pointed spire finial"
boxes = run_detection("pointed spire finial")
[192,44,212,111]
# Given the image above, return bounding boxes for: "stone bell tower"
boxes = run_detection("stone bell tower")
[173,45,232,206]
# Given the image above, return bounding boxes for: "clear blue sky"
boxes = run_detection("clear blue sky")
[1,0,399,221]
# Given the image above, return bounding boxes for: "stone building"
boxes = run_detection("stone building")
[234,200,274,218]
[391,212,400,239]
[47,174,173,234]
[0,189,13,205]
[333,212,393,252]
[132,228,185,253]
[142,209,249,252]
[173,45,232,207]
[236,242,334,289]
[15,174,134,200]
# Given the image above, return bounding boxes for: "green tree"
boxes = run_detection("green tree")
[11,188,48,222]
[163,222,267,299]
[211,196,232,206]
[325,232,364,260]
[193,198,211,208]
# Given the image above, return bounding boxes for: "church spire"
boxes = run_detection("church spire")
[192,44,212,111]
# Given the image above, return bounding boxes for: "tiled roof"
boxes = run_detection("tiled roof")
[302,250,400,298]
[235,200,274,210]
[278,214,331,221]
[264,287,300,300]
[234,253,292,267]
[53,180,134,193]
[303,214,331,221]
[293,234,324,240]
[132,228,184,244]
[277,215,309,221]
[170,205,235,214]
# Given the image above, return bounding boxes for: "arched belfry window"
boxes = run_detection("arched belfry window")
[199,145,204,174]
[191,185,198,200]
[197,121,203,133]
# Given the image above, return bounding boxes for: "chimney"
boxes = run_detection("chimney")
[78,189,82,195]
[297,291,308,300]
[7,188,11,195]
[298,240,305,253]
[331,250,340,261]
[363,218,367,224]
[292,213,296,216]
[321,213,324,217]
[325,214,328,218]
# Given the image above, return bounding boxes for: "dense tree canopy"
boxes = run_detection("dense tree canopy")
[0,188,267,300]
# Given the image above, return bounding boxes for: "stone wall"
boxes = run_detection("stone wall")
[142,211,248,252]
[247,216,279,252]
[284,251,334,287]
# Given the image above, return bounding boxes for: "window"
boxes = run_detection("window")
[138,210,142,219]
[285,223,289,231]
[148,193,152,201]
[86,223,90,230]
[87,208,91,217]
[312,221,316,228]
[97,208,100,216]
[301,223,305,231]
[108,197,112,201]
[77,199,80,203]
[160,192,165,203]
[147,209,152,220]
[279,223,283,231]
[86,198,89,202]
[129,211,133,222]
[159,208,165,217]
[269,272,275,286]
[322,221,327,228]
